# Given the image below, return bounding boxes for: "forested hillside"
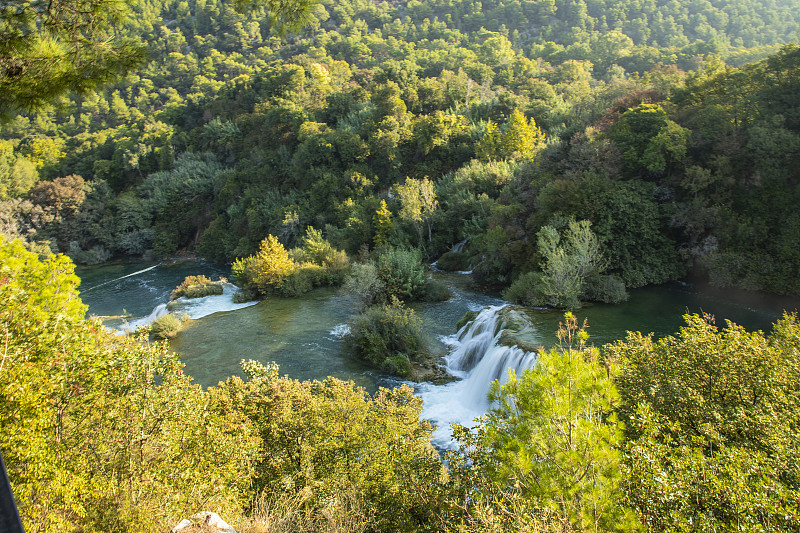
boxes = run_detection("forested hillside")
[2,0,800,296]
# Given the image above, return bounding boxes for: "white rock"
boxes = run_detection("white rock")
[171,518,192,533]
[171,512,236,533]
[189,511,237,533]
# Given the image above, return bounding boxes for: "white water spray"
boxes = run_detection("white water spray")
[418,305,539,447]
[114,283,258,334]
[81,264,161,292]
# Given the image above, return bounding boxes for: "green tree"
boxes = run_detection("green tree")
[475,109,546,161]
[511,219,621,309]
[449,314,637,532]
[608,313,800,531]
[0,0,146,116]
[232,234,297,297]
[373,199,393,246]
[393,177,438,253]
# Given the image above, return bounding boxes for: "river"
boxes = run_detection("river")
[76,259,800,446]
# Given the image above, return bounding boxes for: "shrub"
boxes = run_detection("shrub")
[343,261,386,308]
[151,313,186,339]
[170,275,225,300]
[232,235,297,297]
[277,263,326,297]
[419,277,451,302]
[0,238,258,533]
[435,250,471,272]
[343,297,425,376]
[212,361,444,532]
[375,247,427,301]
[584,274,629,304]
[290,227,351,285]
[68,241,112,265]
[503,271,546,307]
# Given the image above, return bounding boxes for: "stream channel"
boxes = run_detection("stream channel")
[76,259,800,446]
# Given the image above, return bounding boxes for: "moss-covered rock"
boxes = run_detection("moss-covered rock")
[435,250,471,272]
[170,275,225,300]
[495,306,542,353]
[456,310,479,331]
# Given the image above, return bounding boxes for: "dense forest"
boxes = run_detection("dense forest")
[2,0,800,297]
[2,0,800,530]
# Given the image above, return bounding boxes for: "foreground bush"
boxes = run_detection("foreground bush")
[446,314,638,532]
[608,313,800,531]
[212,360,445,532]
[0,237,258,533]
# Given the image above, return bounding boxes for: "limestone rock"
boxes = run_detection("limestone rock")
[171,511,236,533]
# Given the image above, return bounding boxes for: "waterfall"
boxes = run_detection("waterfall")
[452,238,469,253]
[418,305,539,447]
[118,303,169,334]
[113,283,258,334]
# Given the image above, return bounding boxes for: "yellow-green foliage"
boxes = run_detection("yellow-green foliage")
[290,227,350,285]
[608,313,800,531]
[446,314,638,532]
[151,312,185,339]
[232,235,298,297]
[170,275,225,300]
[233,230,350,299]
[0,237,259,532]
[212,360,445,532]
[475,108,546,161]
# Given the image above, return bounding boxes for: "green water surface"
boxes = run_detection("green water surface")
[76,261,800,389]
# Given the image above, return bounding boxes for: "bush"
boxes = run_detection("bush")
[503,271,547,307]
[435,250,471,271]
[211,361,443,532]
[233,287,259,303]
[277,263,326,297]
[232,235,297,297]
[290,227,351,285]
[584,274,629,304]
[419,278,451,302]
[343,261,386,308]
[375,247,427,301]
[343,297,425,377]
[170,275,225,300]
[151,313,185,339]
[0,239,258,533]
[68,241,112,265]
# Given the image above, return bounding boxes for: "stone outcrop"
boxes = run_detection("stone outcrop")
[171,512,236,533]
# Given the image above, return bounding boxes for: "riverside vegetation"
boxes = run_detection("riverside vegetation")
[2,0,800,530]
[2,239,799,532]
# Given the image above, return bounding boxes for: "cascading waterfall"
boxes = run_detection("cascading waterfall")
[113,283,258,334]
[418,305,539,447]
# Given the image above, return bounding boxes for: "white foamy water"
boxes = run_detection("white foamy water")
[329,323,351,339]
[115,283,258,334]
[418,305,539,447]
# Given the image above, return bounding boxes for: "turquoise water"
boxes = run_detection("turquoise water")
[76,261,799,390]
